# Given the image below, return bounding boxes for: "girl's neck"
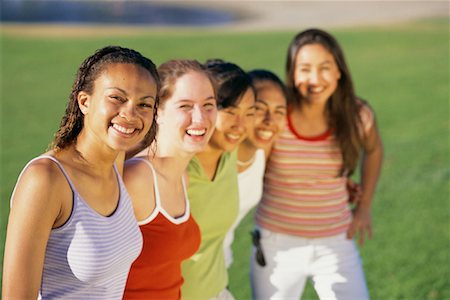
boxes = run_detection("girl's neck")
[152,139,197,180]
[237,139,258,172]
[70,141,117,177]
[297,101,327,120]
[239,139,258,157]
[151,154,193,182]
[196,145,223,166]
[291,102,329,138]
[195,145,224,181]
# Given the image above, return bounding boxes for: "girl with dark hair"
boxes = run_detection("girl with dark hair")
[223,69,288,268]
[181,60,256,300]
[251,29,383,299]
[2,46,160,299]
[122,59,217,299]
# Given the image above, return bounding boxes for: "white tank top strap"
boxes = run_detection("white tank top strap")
[11,155,77,208]
[158,171,189,224]
[181,175,190,215]
[128,158,190,224]
[112,163,124,188]
[127,157,162,209]
[39,155,77,191]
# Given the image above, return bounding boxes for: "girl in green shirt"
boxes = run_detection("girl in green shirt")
[182,60,256,300]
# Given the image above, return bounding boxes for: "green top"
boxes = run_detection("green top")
[181,151,239,300]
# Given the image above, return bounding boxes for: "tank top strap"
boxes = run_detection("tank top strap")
[127,158,162,209]
[40,155,78,192]
[11,155,77,208]
[181,175,190,214]
[33,155,77,191]
[112,163,124,188]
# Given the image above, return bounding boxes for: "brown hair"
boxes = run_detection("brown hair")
[51,46,160,151]
[286,28,364,176]
[157,59,216,107]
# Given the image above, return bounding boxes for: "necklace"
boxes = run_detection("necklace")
[237,153,256,167]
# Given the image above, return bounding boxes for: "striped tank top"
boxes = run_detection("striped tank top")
[13,156,143,299]
[256,104,374,237]
[124,158,201,299]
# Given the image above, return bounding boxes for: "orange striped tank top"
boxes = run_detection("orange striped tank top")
[255,104,374,237]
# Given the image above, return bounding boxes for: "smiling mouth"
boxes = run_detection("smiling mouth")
[186,128,207,136]
[226,133,241,141]
[308,86,325,94]
[112,123,137,135]
[256,129,274,140]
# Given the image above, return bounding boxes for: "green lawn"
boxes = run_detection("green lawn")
[1,18,449,299]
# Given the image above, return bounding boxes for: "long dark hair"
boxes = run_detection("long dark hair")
[286,29,364,176]
[248,69,287,99]
[51,46,160,151]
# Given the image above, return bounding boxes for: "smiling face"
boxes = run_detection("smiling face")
[78,63,157,152]
[247,81,287,148]
[209,87,256,152]
[157,71,217,155]
[294,43,341,106]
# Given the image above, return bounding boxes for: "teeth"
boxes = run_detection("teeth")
[113,124,135,134]
[256,130,274,140]
[187,129,206,136]
[226,133,241,140]
[309,87,324,93]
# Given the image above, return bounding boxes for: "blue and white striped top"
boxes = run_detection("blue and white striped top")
[13,155,143,299]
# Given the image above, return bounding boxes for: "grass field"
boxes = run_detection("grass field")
[1,18,449,299]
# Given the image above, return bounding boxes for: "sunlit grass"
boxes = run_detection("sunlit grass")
[1,17,448,299]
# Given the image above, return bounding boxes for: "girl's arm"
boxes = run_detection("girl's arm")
[347,119,384,245]
[2,161,64,298]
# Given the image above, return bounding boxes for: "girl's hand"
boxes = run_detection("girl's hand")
[347,205,372,246]
[347,179,362,205]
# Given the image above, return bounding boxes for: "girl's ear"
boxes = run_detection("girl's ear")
[77,92,90,115]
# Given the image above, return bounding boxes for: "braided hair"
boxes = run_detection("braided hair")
[51,46,160,151]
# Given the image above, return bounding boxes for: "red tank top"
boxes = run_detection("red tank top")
[123,159,201,299]
[124,213,200,299]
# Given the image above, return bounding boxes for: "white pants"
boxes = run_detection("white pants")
[250,228,369,300]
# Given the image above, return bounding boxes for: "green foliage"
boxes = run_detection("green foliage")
[1,18,448,299]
